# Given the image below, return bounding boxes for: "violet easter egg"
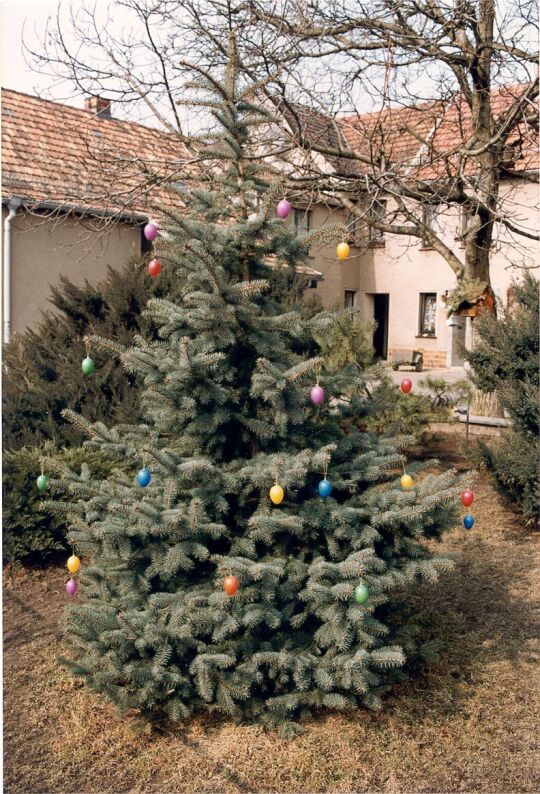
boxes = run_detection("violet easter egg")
[461,489,474,507]
[310,385,325,405]
[65,579,78,596]
[276,199,291,219]
[144,222,159,241]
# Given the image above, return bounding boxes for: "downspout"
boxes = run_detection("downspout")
[3,198,21,344]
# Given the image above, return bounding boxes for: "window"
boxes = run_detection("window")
[346,212,359,243]
[369,199,387,244]
[294,208,312,235]
[419,293,437,336]
[344,290,358,309]
[421,204,439,249]
[141,226,153,254]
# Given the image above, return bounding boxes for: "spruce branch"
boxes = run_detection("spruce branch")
[300,223,347,250]
[84,334,127,360]
[283,357,324,381]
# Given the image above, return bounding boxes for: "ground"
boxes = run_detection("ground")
[4,430,539,794]
[388,366,467,389]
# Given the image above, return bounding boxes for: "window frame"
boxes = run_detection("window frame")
[369,199,387,245]
[346,211,359,244]
[344,290,358,309]
[418,292,437,337]
[293,208,313,235]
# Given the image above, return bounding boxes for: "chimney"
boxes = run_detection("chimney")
[84,96,111,119]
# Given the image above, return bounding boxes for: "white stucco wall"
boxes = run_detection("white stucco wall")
[304,179,539,367]
[2,209,142,337]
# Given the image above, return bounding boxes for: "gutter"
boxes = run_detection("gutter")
[0,197,149,224]
[3,197,22,345]
[1,197,150,344]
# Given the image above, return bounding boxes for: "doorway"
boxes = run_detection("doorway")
[372,293,389,360]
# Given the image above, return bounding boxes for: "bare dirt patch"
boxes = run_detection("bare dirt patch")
[4,435,539,793]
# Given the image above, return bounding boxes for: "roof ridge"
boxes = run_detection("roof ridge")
[1,86,174,136]
[338,80,533,126]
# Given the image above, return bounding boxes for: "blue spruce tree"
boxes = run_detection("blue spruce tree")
[45,39,465,735]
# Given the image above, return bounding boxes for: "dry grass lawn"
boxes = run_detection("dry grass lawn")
[4,432,540,793]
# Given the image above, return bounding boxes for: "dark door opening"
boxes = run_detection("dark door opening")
[373,293,389,359]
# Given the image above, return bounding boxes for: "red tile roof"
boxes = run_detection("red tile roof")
[281,102,361,177]
[1,88,192,218]
[2,83,536,221]
[339,83,538,179]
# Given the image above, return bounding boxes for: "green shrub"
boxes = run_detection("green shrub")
[316,314,437,440]
[363,376,435,441]
[315,312,375,372]
[2,444,113,564]
[419,376,474,410]
[466,272,539,523]
[2,258,181,450]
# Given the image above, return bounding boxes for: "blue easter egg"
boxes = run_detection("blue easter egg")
[318,479,332,498]
[136,467,151,487]
[463,514,475,529]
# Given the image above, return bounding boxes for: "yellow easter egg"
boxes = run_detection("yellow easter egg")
[336,242,350,260]
[67,555,81,574]
[269,484,284,505]
[400,474,414,490]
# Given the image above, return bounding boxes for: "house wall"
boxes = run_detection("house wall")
[304,179,539,368]
[4,179,538,367]
[282,203,359,308]
[2,209,142,337]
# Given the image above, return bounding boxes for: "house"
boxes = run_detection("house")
[1,88,326,344]
[286,86,539,368]
[2,87,538,369]
[1,89,192,342]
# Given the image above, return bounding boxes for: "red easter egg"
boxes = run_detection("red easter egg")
[148,258,161,277]
[461,489,474,507]
[400,379,412,394]
[223,575,239,596]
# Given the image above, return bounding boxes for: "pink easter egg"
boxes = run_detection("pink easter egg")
[144,222,159,241]
[310,385,325,405]
[277,199,291,219]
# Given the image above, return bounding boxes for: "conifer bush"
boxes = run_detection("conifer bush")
[2,444,113,564]
[467,273,539,523]
[2,259,181,450]
[46,43,465,734]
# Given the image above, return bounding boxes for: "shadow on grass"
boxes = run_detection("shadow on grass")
[376,531,537,724]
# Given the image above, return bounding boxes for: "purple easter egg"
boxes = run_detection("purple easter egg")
[277,199,291,219]
[144,222,159,241]
[310,385,325,405]
[65,578,78,596]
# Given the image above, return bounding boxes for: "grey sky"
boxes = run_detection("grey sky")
[2,0,75,102]
[1,0,536,128]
